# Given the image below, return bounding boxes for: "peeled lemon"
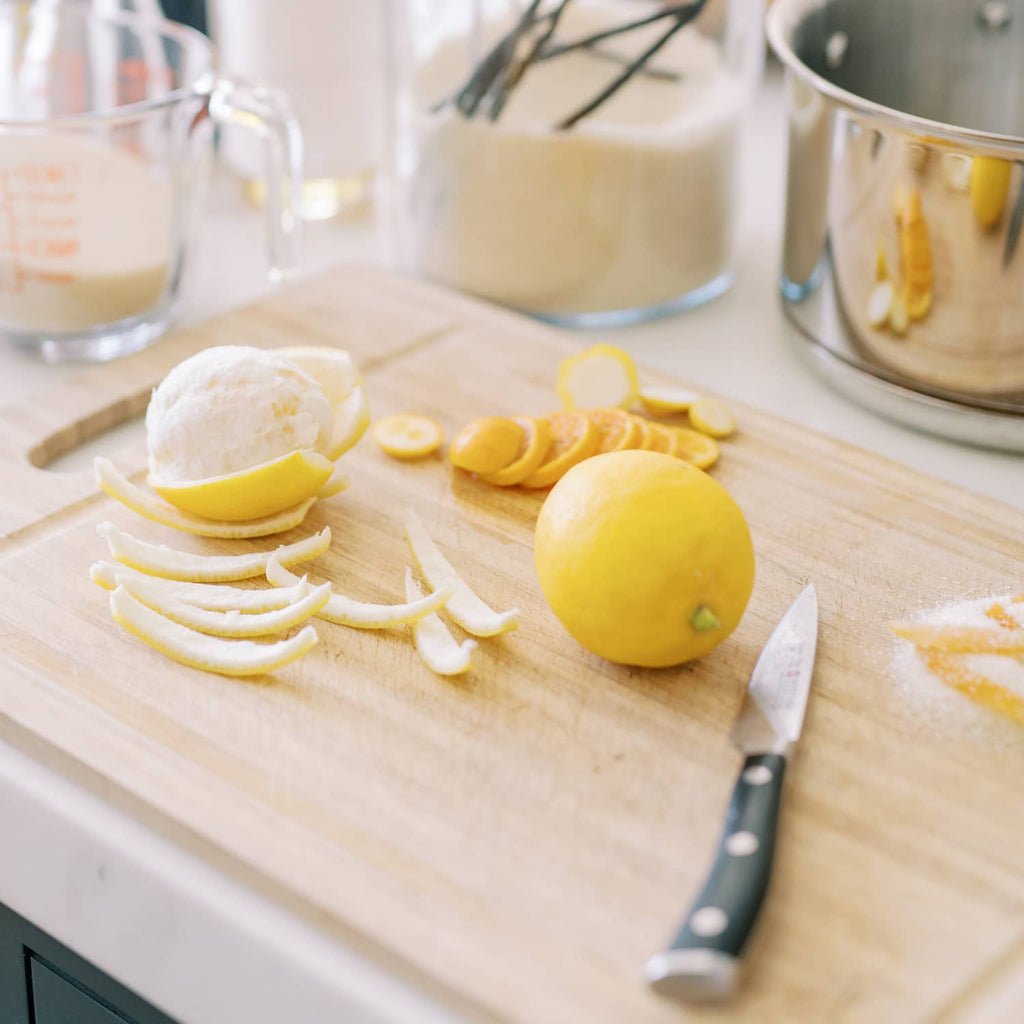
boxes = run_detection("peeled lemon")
[534,450,754,667]
[145,345,368,522]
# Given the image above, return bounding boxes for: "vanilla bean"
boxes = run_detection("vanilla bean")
[454,0,546,117]
[582,45,681,82]
[536,1,703,63]
[489,0,575,120]
[557,4,703,130]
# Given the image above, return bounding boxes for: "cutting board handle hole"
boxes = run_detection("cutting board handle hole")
[27,388,152,471]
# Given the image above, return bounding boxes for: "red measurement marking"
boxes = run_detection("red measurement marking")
[25,238,79,259]
[34,270,76,285]
[13,162,79,186]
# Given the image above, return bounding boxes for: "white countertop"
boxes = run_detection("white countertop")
[1,64,1021,1024]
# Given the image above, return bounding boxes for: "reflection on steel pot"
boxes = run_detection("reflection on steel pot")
[768,0,1024,446]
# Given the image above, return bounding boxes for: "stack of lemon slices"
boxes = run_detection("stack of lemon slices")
[449,344,737,490]
[93,345,518,678]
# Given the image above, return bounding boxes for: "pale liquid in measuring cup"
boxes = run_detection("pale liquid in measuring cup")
[0,134,172,335]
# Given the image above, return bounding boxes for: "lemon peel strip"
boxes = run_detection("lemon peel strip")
[266,553,452,628]
[90,561,309,613]
[405,509,519,637]
[316,468,351,500]
[109,586,318,676]
[889,621,1024,654]
[121,575,331,638]
[95,458,316,538]
[405,569,475,676]
[97,523,331,582]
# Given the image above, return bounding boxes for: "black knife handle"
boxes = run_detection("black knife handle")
[645,753,787,1002]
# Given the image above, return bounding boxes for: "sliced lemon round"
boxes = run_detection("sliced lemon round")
[122,575,331,638]
[588,408,641,454]
[557,343,639,410]
[96,458,317,538]
[110,585,318,676]
[478,416,551,486]
[266,553,452,628]
[669,427,720,470]
[150,449,334,522]
[638,386,702,417]
[405,569,475,676]
[91,560,310,613]
[631,415,657,450]
[450,417,525,474]
[406,508,519,637]
[645,422,678,455]
[98,522,331,582]
[688,397,737,439]
[372,413,444,460]
[522,410,598,489]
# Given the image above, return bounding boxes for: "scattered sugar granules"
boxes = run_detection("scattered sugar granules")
[889,594,1024,742]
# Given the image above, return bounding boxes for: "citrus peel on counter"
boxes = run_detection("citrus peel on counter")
[404,569,476,676]
[109,585,319,677]
[97,522,331,582]
[265,553,452,629]
[96,458,319,538]
[90,561,311,614]
[406,508,519,637]
[889,596,1024,725]
[121,575,332,638]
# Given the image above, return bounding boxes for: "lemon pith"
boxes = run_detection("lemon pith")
[534,450,754,667]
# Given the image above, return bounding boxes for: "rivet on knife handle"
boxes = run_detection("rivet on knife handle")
[645,752,787,1002]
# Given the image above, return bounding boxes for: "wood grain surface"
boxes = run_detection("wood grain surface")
[1,266,1022,1024]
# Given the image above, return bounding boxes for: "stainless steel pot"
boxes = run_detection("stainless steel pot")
[767,0,1024,449]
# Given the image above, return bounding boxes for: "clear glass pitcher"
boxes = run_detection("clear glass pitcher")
[0,0,302,362]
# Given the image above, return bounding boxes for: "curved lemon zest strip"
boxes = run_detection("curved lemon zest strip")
[121,575,331,638]
[638,386,701,417]
[889,622,1024,654]
[557,343,639,410]
[324,385,370,460]
[266,553,451,628]
[109,586,318,676]
[95,458,316,538]
[316,468,351,500]
[150,449,334,522]
[97,523,331,582]
[372,413,444,460]
[405,569,475,676]
[90,561,310,613]
[405,509,519,637]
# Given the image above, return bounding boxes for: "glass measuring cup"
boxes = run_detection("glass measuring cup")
[0,1,301,362]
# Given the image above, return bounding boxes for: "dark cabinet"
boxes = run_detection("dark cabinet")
[0,900,175,1024]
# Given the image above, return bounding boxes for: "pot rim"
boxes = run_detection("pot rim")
[766,0,1024,153]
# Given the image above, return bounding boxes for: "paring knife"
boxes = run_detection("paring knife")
[645,584,819,1002]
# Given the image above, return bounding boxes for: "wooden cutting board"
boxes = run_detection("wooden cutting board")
[1,266,1022,1024]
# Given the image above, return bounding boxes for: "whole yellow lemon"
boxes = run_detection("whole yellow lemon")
[534,450,754,667]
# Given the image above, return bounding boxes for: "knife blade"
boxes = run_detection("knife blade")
[645,584,819,1003]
